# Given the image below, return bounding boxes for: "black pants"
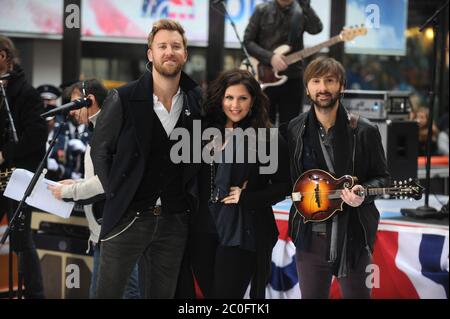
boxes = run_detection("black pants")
[265,78,304,126]
[190,232,256,299]
[96,209,189,299]
[296,232,372,299]
[0,196,45,299]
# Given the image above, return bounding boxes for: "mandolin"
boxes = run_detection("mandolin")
[291,169,423,223]
[0,167,15,193]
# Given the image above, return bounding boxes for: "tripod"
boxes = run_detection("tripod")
[401,0,449,218]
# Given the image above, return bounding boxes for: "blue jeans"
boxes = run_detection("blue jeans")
[90,243,140,299]
[96,210,189,299]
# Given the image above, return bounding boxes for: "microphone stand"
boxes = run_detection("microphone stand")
[213,0,256,76]
[0,80,19,143]
[0,113,69,298]
[401,0,449,218]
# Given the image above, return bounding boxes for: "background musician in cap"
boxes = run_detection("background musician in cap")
[38,84,89,182]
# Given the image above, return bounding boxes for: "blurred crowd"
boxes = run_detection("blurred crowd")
[410,106,449,156]
[37,83,91,182]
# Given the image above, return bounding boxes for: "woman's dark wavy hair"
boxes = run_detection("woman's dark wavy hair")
[202,69,272,131]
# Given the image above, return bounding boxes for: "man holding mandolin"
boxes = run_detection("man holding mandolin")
[287,57,390,298]
[244,0,323,126]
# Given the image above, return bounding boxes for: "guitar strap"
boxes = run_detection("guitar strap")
[336,112,359,276]
[318,132,335,175]
[348,112,359,175]
[317,130,340,263]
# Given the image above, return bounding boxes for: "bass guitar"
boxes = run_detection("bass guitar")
[243,25,367,90]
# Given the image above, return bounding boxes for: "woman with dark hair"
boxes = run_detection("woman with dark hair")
[189,69,290,298]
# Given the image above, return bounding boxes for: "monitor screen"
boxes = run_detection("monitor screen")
[0,0,63,37]
[345,0,408,56]
[81,0,209,46]
[0,0,333,50]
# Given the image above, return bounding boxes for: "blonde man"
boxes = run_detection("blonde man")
[91,20,202,299]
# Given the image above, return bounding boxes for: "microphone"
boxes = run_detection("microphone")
[40,98,92,118]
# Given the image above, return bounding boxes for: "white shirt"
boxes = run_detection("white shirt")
[153,87,183,136]
[60,109,103,247]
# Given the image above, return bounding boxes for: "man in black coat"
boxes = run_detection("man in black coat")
[0,35,47,298]
[287,57,390,298]
[90,19,202,299]
[244,0,323,125]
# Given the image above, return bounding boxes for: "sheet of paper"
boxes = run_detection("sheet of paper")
[3,168,74,218]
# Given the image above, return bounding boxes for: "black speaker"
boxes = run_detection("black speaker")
[31,211,93,299]
[375,120,418,182]
[34,233,93,299]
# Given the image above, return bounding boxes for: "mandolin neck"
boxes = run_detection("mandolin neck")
[328,187,394,200]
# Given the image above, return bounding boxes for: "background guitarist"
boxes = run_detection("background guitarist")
[0,35,47,298]
[244,0,322,126]
[286,57,390,298]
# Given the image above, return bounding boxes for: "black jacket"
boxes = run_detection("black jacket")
[193,132,291,298]
[239,133,291,298]
[90,71,202,239]
[244,0,323,80]
[0,65,47,171]
[287,105,390,271]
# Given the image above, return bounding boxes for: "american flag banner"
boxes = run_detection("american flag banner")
[267,199,449,299]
